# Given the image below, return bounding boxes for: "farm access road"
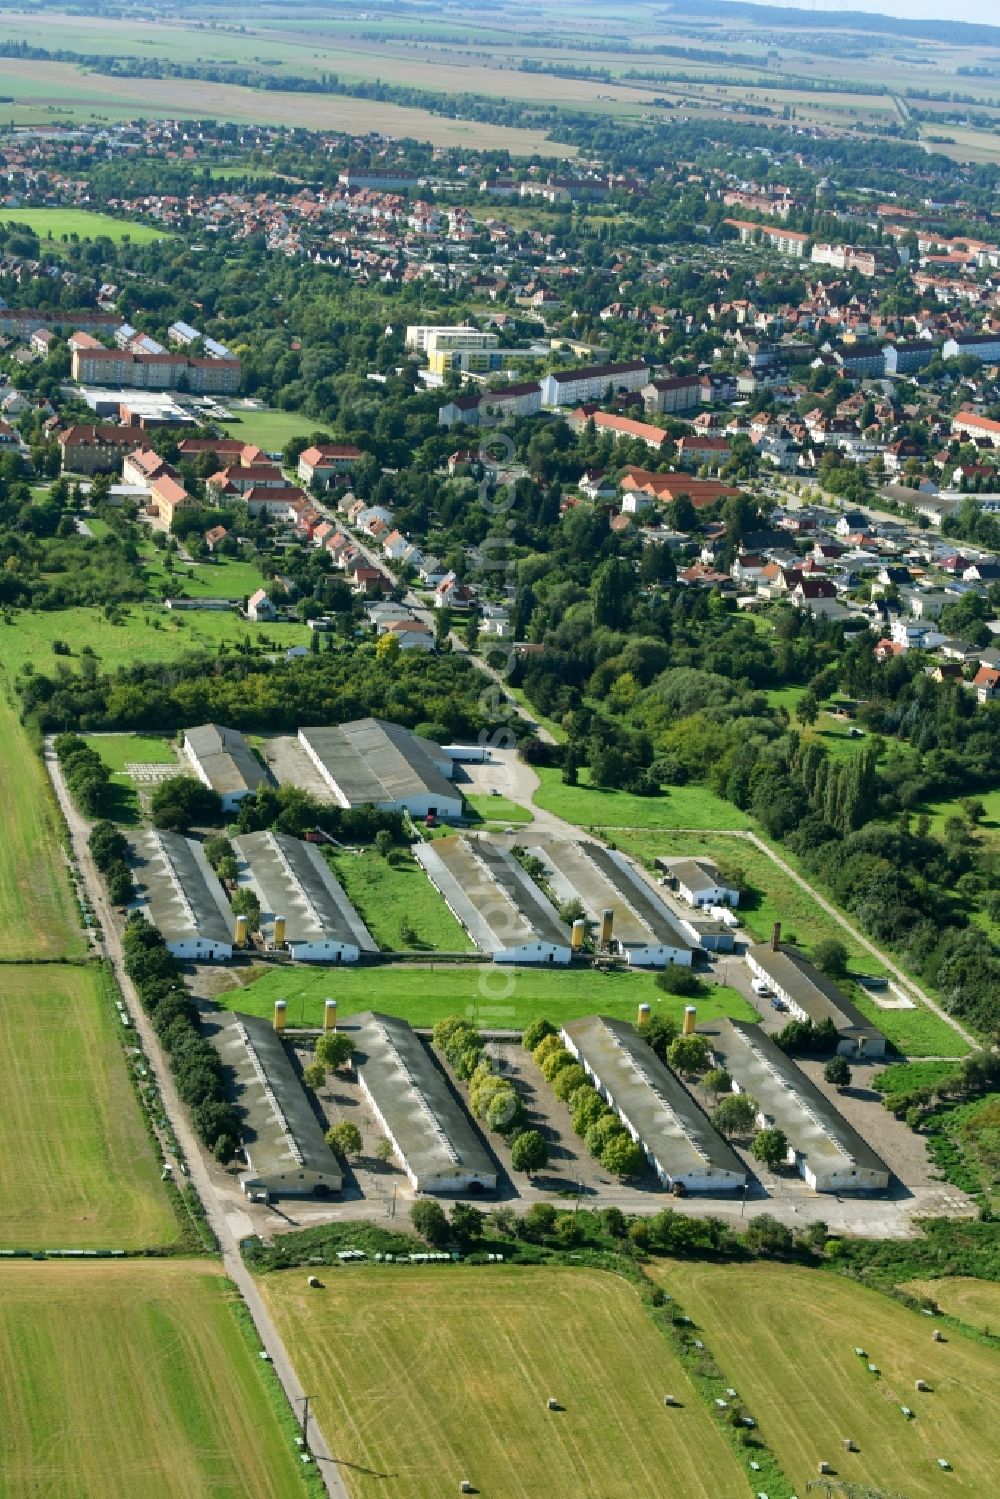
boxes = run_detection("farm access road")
[45,741,350,1499]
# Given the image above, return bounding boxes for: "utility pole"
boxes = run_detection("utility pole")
[301,1394,312,1450]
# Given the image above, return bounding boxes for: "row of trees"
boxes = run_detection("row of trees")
[121,917,241,1162]
[525,1021,645,1179]
[88,819,134,908]
[54,732,112,819]
[434,1016,547,1174]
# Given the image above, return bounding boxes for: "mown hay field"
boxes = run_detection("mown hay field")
[0,1260,312,1498]
[258,1263,750,1499]
[0,965,178,1249]
[0,694,84,959]
[652,1259,999,1498]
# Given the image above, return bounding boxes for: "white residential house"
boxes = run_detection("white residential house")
[247,589,277,623]
[480,603,513,637]
[889,618,945,651]
[382,529,411,562]
[419,556,449,586]
[435,574,476,610]
[620,489,654,515]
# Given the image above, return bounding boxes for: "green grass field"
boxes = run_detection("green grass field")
[0,1260,314,1498]
[904,1278,1000,1335]
[0,604,310,678]
[259,1264,750,1499]
[227,960,758,1031]
[326,848,474,953]
[874,1059,963,1096]
[0,694,84,959]
[920,785,1000,848]
[81,732,179,823]
[0,965,179,1249]
[533,767,751,831]
[82,733,177,773]
[141,547,269,602]
[216,407,323,452]
[654,1260,999,1499]
[0,206,167,244]
[465,792,533,825]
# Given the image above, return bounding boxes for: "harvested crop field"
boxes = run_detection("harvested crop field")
[0,1260,312,1498]
[652,1260,999,1497]
[0,694,84,960]
[0,59,576,154]
[0,965,178,1250]
[258,1262,749,1499]
[905,1277,1000,1335]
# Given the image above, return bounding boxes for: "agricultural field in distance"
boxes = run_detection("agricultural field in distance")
[904,1278,1000,1335]
[0,206,167,243]
[0,965,179,1249]
[0,1260,315,1499]
[223,958,758,1031]
[0,693,85,959]
[653,1260,999,1499]
[0,57,576,153]
[0,603,310,678]
[258,1263,751,1499]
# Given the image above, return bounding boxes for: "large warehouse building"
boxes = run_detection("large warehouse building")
[561,1015,746,1192]
[350,1011,497,1194]
[183,723,271,812]
[207,1010,343,1200]
[232,830,376,962]
[699,1017,890,1193]
[298,718,464,820]
[746,938,886,1058]
[526,838,695,966]
[127,829,234,961]
[415,834,573,963]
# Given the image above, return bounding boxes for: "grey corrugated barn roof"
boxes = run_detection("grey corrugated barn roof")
[298,718,455,807]
[184,722,270,799]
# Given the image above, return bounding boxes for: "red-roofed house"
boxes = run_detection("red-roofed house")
[298,444,364,487]
[972,665,1000,702]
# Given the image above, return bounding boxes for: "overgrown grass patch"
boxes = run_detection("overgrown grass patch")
[534,767,750,830]
[325,847,474,952]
